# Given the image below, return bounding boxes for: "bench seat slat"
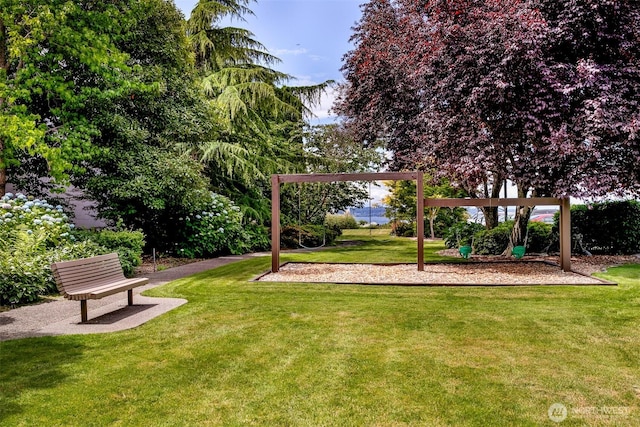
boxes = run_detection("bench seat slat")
[65,278,149,300]
[53,271,126,287]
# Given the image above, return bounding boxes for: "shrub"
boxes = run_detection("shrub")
[526,221,553,253]
[0,228,106,306]
[279,224,340,250]
[0,193,117,305]
[244,222,271,252]
[0,192,76,247]
[444,222,484,248]
[472,220,554,255]
[390,220,414,237]
[579,201,640,254]
[432,207,469,238]
[73,229,146,276]
[474,221,513,255]
[173,193,250,258]
[325,213,358,230]
[551,201,640,255]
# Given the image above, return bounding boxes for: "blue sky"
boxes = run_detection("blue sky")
[174,0,364,122]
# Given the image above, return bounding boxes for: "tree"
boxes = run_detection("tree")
[184,0,337,221]
[0,0,147,196]
[336,0,640,250]
[65,0,219,249]
[281,124,385,226]
[383,178,466,239]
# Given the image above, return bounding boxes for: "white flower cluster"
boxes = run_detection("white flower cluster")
[0,192,75,240]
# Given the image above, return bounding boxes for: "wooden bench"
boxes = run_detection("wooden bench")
[51,253,149,322]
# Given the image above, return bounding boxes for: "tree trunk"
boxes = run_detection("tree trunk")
[505,185,535,256]
[481,174,503,229]
[427,207,439,239]
[483,206,499,229]
[429,216,435,239]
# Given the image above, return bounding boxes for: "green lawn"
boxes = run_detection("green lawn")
[1,231,639,426]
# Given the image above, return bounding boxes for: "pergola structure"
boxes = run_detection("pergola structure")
[270,172,572,274]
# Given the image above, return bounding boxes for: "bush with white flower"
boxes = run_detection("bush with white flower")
[0,193,105,306]
[0,192,75,247]
[174,192,251,258]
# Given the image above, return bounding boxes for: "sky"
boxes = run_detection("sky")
[174,0,364,123]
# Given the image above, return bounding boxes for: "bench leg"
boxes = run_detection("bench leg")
[128,289,133,306]
[81,300,88,323]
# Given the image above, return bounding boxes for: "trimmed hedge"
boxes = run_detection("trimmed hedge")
[554,200,640,255]
[73,229,146,276]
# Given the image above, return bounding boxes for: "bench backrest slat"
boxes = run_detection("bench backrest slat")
[51,253,127,296]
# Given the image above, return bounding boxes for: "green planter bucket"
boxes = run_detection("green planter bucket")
[459,245,472,259]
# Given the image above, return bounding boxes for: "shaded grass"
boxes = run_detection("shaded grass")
[1,232,639,426]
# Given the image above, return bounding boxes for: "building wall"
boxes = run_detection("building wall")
[6,184,108,229]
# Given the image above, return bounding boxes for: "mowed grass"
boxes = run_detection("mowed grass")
[1,230,640,426]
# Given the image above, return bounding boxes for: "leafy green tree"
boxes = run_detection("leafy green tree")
[0,0,142,196]
[281,124,385,226]
[185,0,335,211]
[71,0,219,249]
[383,178,467,239]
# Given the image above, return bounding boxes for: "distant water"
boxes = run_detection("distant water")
[352,215,389,225]
[344,206,390,225]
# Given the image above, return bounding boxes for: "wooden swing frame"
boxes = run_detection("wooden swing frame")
[271,172,572,273]
[271,172,424,272]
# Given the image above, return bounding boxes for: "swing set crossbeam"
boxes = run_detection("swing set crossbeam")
[275,172,422,184]
[424,197,562,207]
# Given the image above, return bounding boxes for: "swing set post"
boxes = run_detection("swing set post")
[271,174,281,273]
[416,172,424,271]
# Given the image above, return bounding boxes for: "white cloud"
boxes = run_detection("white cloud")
[312,86,338,121]
[270,47,308,56]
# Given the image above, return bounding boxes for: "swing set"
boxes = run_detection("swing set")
[271,172,572,274]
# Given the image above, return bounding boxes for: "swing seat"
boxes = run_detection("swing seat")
[512,246,526,259]
[459,245,472,259]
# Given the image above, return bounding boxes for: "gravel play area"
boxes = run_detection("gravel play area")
[257,261,612,285]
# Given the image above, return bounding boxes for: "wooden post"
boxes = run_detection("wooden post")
[559,197,571,272]
[271,174,281,273]
[416,173,424,271]
[81,300,88,323]
[128,289,133,306]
